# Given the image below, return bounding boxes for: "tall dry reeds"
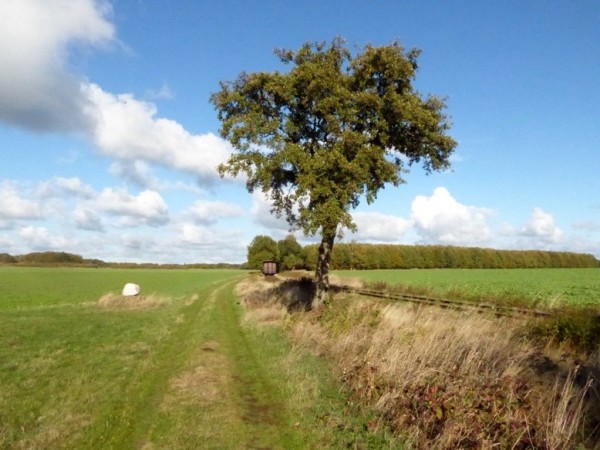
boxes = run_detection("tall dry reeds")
[545,367,595,449]
[237,276,599,449]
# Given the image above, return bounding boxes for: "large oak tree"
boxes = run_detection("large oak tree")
[212,38,457,306]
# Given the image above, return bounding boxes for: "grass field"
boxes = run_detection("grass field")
[334,268,600,308]
[0,267,396,449]
[0,267,238,310]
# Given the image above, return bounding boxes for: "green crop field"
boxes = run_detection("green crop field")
[335,268,600,308]
[0,267,397,449]
[0,267,242,448]
[0,267,241,310]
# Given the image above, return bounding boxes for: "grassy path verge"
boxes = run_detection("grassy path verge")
[211,282,297,448]
[137,280,299,449]
[141,279,398,449]
[73,277,249,449]
[1,269,398,449]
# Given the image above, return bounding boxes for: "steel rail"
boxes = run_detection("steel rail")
[332,285,555,319]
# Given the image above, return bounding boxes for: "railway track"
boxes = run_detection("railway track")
[332,285,555,319]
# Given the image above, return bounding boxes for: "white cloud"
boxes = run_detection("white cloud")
[518,207,563,245]
[38,177,96,199]
[96,188,169,226]
[122,235,147,251]
[109,160,158,189]
[488,208,564,251]
[146,83,174,100]
[85,84,232,184]
[0,1,232,187]
[56,177,95,197]
[0,182,42,220]
[73,206,105,232]
[90,224,248,264]
[250,191,292,233]
[0,0,114,132]
[186,200,244,225]
[179,223,217,245]
[351,211,412,242]
[19,226,68,250]
[108,161,209,193]
[564,235,600,258]
[0,234,16,252]
[411,187,493,245]
[175,223,246,262]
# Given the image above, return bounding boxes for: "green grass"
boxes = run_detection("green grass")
[213,286,399,449]
[0,267,397,448]
[0,268,242,448]
[335,268,600,308]
[0,267,239,310]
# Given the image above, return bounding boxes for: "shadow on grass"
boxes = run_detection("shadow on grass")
[273,277,316,312]
[239,275,316,312]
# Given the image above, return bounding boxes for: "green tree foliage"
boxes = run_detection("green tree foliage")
[301,243,600,270]
[277,235,305,271]
[0,252,243,268]
[0,253,17,264]
[247,235,279,270]
[18,252,84,265]
[212,38,457,305]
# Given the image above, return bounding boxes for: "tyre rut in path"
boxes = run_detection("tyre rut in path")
[142,279,300,449]
[210,280,297,449]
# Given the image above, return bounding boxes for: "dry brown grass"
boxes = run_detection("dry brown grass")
[12,413,92,450]
[235,275,599,449]
[161,341,230,408]
[328,273,364,290]
[235,274,309,326]
[545,367,594,449]
[305,297,598,449]
[97,292,170,310]
[235,276,288,327]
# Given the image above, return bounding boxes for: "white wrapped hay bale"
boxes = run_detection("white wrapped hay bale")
[122,283,141,296]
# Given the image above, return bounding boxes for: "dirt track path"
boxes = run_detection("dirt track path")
[138,279,302,449]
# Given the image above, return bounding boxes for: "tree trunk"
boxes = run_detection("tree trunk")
[313,232,335,308]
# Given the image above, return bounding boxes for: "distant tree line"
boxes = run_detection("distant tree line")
[2,245,598,270]
[247,237,600,271]
[304,243,600,270]
[0,252,85,265]
[0,252,241,269]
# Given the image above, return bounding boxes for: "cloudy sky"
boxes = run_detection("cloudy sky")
[0,0,599,263]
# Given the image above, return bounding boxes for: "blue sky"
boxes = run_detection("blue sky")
[0,0,598,263]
